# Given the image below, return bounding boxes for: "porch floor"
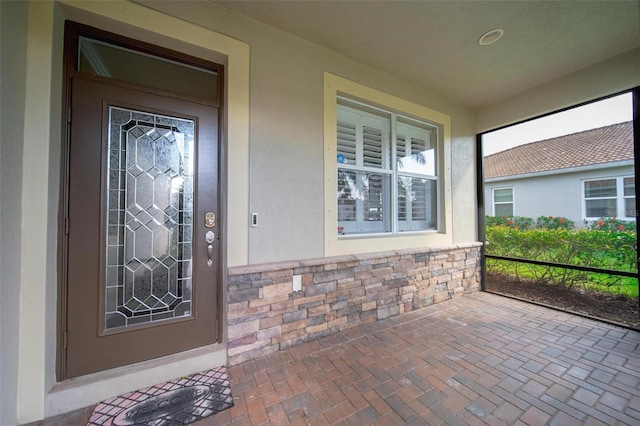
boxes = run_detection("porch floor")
[43,292,640,425]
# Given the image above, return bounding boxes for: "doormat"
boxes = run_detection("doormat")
[88,367,233,425]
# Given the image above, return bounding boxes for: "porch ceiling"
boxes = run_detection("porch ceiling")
[213,0,640,108]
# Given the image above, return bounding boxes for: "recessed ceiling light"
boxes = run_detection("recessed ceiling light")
[479,28,504,46]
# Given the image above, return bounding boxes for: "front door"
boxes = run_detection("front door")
[65,76,220,378]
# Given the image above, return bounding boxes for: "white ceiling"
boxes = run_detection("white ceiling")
[214,0,640,108]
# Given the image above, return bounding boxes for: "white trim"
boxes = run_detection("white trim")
[491,187,514,216]
[18,3,55,421]
[582,175,635,220]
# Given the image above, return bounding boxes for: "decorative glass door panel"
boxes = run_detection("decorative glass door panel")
[105,107,195,331]
[65,77,219,378]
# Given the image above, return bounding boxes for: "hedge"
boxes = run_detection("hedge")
[485,216,637,293]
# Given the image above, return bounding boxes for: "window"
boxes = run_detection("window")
[397,122,437,232]
[492,187,513,216]
[337,100,438,235]
[583,176,636,219]
[623,177,636,218]
[323,72,452,256]
[337,105,391,234]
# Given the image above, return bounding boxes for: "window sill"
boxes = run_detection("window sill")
[338,230,440,239]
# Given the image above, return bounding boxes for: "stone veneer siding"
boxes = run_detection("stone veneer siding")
[227,243,482,365]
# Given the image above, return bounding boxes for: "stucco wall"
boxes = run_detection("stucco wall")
[485,165,635,226]
[0,2,28,425]
[137,0,479,264]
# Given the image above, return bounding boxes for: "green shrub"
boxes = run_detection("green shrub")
[535,215,575,230]
[485,224,637,294]
[586,217,636,232]
[484,215,534,230]
[486,226,636,270]
[485,215,575,230]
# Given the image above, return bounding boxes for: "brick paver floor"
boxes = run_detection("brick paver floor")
[40,292,640,425]
[201,292,640,425]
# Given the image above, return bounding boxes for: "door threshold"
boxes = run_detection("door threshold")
[46,344,227,418]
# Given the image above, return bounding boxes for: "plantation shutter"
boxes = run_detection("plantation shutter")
[397,134,407,156]
[397,134,409,222]
[337,109,361,225]
[360,115,388,222]
[362,126,384,168]
[397,122,436,231]
[337,170,356,222]
[337,120,357,165]
[364,174,384,221]
[337,109,359,224]
[336,100,440,235]
[411,181,427,221]
[337,103,391,233]
[338,105,389,168]
[411,137,427,159]
[398,176,408,222]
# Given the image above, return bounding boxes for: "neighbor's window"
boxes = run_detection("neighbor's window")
[583,176,636,219]
[624,177,637,218]
[337,99,438,235]
[492,187,514,216]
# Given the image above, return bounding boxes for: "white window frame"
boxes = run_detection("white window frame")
[622,176,636,218]
[582,176,635,220]
[337,103,392,234]
[337,101,439,235]
[492,187,514,217]
[324,72,452,257]
[395,119,438,232]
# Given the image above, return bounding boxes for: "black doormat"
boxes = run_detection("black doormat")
[88,367,233,425]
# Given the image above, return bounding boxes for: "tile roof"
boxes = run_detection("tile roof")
[484,121,633,179]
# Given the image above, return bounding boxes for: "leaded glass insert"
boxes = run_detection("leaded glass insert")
[105,106,195,330]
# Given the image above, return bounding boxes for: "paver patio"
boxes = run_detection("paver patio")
[42,292,640,425]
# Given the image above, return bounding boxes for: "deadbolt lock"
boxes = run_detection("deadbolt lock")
[205,212,216,228]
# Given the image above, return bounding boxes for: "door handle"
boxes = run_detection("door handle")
[205,231,215,267]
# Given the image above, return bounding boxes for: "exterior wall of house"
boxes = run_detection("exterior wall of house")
[0,2,28,425]
[5,0,637,424]
[484,164,635,226]
[7,0,480,423]
[138,0,480,264]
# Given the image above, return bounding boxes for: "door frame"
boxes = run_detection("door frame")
[58,21,226,380]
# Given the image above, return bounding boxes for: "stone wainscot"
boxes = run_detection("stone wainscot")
[227,243,482,365]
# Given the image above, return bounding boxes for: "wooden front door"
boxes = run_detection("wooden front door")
[64,76,220,378]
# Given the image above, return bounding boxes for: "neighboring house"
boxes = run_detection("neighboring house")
[484,122,635,226]
[1,1,638,425]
